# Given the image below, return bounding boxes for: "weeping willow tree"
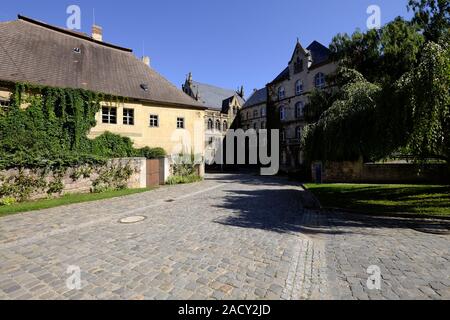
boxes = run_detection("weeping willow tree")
[399,42,450,163]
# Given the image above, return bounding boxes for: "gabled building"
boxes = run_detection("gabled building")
[182,73,245,164]
[240,88,267,131]
[267,39,337,172]
[0,15,206,158]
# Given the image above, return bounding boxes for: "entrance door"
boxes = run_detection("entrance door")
[315,163,323,184]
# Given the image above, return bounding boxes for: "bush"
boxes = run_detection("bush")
[135,147,166,159]
[0,197,17,206]
[166,174,202,185]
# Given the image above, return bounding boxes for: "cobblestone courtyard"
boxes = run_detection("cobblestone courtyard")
[0,174,449,300]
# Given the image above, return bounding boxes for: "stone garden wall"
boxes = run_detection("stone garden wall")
[0,158,147,203]
[312,160,449,184]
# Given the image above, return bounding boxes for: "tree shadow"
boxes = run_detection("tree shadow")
[213,185,450,236]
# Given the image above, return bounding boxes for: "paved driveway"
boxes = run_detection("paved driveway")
[0,174,449,300]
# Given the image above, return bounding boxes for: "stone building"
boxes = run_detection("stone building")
[0,15,206,161]
[267,39,337,172]
[182,74,245,164]
[240,88,267,131]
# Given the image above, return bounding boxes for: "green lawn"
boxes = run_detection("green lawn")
[0,188,152,217]
[304,184,450,217]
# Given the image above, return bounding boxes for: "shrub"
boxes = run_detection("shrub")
[166,174,202,185]
[135,147,166,159]
[0,197,17,206]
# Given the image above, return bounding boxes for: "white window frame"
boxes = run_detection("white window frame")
[315,73,326,89]
[123,108,134,126]
[149,114,159,128]
[295,80,304,95]
[177,117,185,129]
[102,106,117,124]
[295,102,304,119]
[278,86,285,100]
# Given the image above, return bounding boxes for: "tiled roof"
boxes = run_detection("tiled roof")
[242,88,267,109]
[0,16,204,109]
[189,81,245,111]
[306,41,331,69]
[270,67,290,84]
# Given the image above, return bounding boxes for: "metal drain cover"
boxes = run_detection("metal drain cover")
[119,216,147,224]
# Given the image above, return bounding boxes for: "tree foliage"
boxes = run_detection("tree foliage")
[408,0,450,42]
[399,42,450,161]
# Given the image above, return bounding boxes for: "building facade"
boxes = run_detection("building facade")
[0,15,206,160]
[240,88,267,131]
[182,74,245,164]
[267,40,337,172]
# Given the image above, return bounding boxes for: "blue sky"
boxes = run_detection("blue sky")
[1,0,412,98]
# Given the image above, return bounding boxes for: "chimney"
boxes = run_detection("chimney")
[92,25,103,42]
[142,56,151,67]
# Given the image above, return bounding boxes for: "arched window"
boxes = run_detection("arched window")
[207,119,213,130]
[215,120,221,131]
[295,80,304,95]
[223,121,228,131]
[315,72,326,89]
[296,126,302,139]
[278,86,285,100]
[280,106,286,121]
[233,107,238,115]
[295,101,304,119]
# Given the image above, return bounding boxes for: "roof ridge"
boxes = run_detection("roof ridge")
[192,80,237,93]
[17,15,133,53]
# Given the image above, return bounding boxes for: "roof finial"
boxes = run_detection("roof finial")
[187,72,193,84]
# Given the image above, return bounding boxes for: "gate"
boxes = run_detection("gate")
[146,159,163,187]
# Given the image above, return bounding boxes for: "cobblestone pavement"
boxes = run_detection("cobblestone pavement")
[0,174,449,300]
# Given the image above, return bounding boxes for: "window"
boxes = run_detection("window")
[295,102,304,119]
[123,108,134,125]
[233,107,238,116]
[223,121,228,131]
[177,117,185,129]
[0,99,10,110]
[294,58,304,74]
[253,109,259,118]
[296,126,302,139]
[315,72,326,89]
[280,129,286,142]
[102,107,117,124]
[149,115,159,127]
[215,120,221,131]
[261,107,266,117]
[261,122,266,129]
[247,112,250,120]
[278,86,285,100]
[295,80,304,95]
[207,119,213,130]
[280,106,286,121]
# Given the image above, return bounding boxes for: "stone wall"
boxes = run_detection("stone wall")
[0,158,147,201]
[312,160,449,184]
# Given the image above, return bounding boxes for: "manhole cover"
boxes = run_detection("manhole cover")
[119,216,147,224]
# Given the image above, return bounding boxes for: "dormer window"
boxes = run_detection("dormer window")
[294,57,303,74]
[73,47,81,54]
